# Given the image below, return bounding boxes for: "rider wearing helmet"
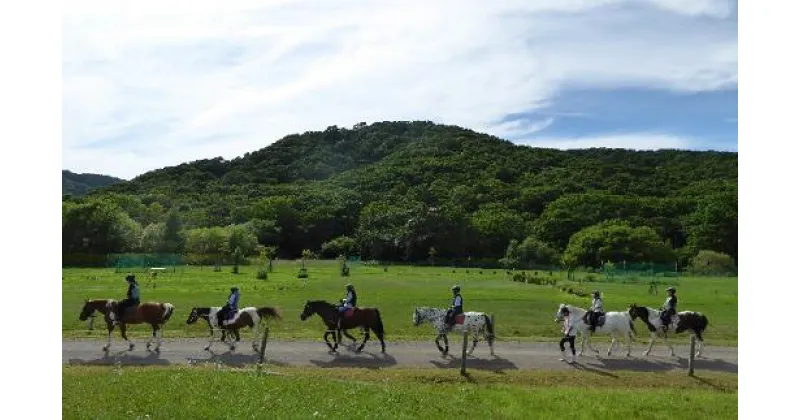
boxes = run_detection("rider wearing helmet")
[217,286,240,328]
[587,290,604,333]
[112,273,140,325]
[446,285,464,329]
[660,286,678,332]
[336,283,357,333]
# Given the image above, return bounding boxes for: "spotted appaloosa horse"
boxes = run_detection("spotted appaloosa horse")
[412,307,495,357]
[299,300,386,353]
[78,299,174,352]
[628,303,709,357]
[186,306,281,352]
[554,304,636,358]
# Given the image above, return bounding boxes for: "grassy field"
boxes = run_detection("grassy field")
[62,365,737,419]
[62,262,738,344]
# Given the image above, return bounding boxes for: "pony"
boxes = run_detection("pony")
[554,304,636,357]
[628,303,709,357]
[412,307,495,357]
[186,306,281,352]
[78,298,174,352]
[299,300,386,353]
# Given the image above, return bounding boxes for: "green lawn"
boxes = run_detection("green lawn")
[62,366,738,419]
[62,262,738,344]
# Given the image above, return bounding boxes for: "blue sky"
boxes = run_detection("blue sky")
[62,0,738,179]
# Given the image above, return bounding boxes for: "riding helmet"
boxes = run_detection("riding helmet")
[231,286,239,292]
[346,283,354,290]
[592,290,600,296]
[666,286,676,292]
[125,273,136,282]
[451,285,460,292]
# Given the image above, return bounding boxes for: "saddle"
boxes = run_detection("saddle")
[452,314,465,325]
[343,308,356,318]
[221,310,240,326]
[582,312,606,327]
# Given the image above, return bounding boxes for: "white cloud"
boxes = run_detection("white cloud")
[518,133,692,150]
[62,0,737,179]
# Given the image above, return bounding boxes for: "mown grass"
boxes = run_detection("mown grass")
[62,365,737,419]
[62,262,738,344]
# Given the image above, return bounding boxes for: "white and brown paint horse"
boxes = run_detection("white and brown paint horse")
[412,307,495,357]
[554,304,636,357]
[186,306,281,352]
[78,298,175,352]
[628,303,709,357]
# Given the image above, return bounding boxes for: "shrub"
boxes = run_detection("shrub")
[689,250,737,276]
[256,268,268,280]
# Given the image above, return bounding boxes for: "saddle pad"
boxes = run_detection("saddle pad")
[454,314,466,324]
[344,308,355,318]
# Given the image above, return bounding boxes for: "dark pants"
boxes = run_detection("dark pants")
[446,307,463,326]
[588,311,603,330]
[116,298,139,321]
[559,336,576,354]
[218,305,235,327]
[660,309,675,327]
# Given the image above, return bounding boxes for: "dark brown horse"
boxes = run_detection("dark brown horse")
[186,306,281,352]
[78,298,175,352]
[299,300,386,353]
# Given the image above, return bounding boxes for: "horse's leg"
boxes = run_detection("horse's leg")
[644,331,657,356]
[625,330,633,357]
[120,324,134,351]
[663,331,674,357]
[607,332,618,356]
[228,328,237,351]
[442,333,449,355]
[344,329,358,345]
[468,328,479,355]
[251,325,260,352]
[484,328,495,357]
[585,329,599,355]
[696,330,705,357]
[356,327,369,352]
[205,326,215,351]
[435,333,446,354]
[103,322,114,351]
[146,324,156,350]
[578,332,586,356]
[323,330,337,353]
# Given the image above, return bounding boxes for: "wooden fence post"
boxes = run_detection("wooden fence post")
[460,331,468,376]
[688,335,696,376]
[259,326,270,365]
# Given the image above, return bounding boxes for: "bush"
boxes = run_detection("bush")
[298,267,309,279]
[689,250,737,276]
[256,268,268,280]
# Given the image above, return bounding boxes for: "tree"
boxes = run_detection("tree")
[500,236,560,268]
[162,210,184,253]
[62,199,142,254]
[689,250,737,276]
[140,223,166,253]
[685,191,737,259]
[321,236,359,258]
[562,220,676,268]
[225,224,258,257]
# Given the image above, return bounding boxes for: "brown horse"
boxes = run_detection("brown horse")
[299,300,386,353]
[186,306,281,352]
[78,299,175,352]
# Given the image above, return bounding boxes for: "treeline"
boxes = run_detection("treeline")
[62,121,738,270]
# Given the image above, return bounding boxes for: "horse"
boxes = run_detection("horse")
[186,306,281,352]
[78,298,175,352]
[628,303,709,357]
[299,300,386,353]
[554,304,636,357]
[412,307,495,357]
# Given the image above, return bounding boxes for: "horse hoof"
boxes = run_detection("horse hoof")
[204,346,210,351]
[129,344,135,351]
[154,347,161,354]
[102,346,109,352]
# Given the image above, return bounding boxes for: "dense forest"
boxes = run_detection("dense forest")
[62,170,124,196]
[62,121,737,270]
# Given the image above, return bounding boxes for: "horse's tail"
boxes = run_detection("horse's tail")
[482,313,495,345]
[161,303,175,324]
[371,309,385,340]
[257,306,281,322]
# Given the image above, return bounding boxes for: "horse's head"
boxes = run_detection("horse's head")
[554,304,569,322]
[300,300,315,321]
[78,299,95,321]
[186,307,200,325]
[628,303,646,320]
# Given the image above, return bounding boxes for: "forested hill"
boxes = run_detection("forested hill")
[62,170,125,196]
[63,121,737,267]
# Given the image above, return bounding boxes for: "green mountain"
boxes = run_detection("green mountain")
[64,121,737,263]
[62,170,125,196]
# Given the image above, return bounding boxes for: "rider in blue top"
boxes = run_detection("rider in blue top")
[446,285,463,329]
[113,273,140,324]
[217,287,240,327]
[660,286,678,332]
[336,284,357,331]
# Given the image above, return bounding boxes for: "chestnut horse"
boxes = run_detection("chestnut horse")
[186,306,281,352]
[78,298,175,352]
[299,300,386,353]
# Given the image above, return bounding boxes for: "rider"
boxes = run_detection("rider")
[445,285,464,329]
[659,286,678,332]
[336,283,357,332]
[112,273,140,324]
[587,290,604,333]
[559,306,577,364]
[217,286,240,328]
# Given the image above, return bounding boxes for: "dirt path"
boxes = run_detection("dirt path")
[63,338,737,373]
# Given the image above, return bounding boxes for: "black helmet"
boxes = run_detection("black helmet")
[346,283,354,290]
[666,286,676,292]
[592,290,600,296]
[125,273,136,283]
[451,285,460,292]
[231,286,239,292]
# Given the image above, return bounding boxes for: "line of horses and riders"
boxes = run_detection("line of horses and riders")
[77,273,710,362]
